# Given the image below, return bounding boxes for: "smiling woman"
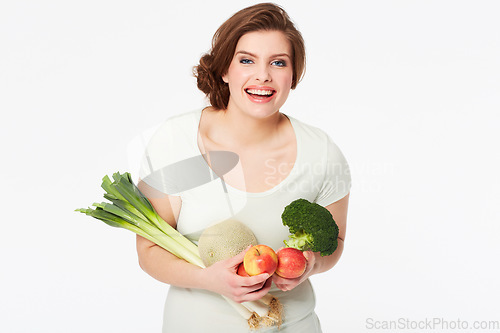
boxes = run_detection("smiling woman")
[222,30,294,119]
[137,3,351,332]
[193,3,305,111]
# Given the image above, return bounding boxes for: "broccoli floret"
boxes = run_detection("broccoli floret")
[281,198,339,256]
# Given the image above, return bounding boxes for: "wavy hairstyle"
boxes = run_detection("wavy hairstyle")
[193,3,306,110]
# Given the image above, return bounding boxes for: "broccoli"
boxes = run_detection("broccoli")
[281,198,339,256]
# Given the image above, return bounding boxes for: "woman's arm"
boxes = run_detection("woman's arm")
[273,193,349,291]
[136,180,272,303]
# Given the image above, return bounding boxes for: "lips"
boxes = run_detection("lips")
[244,86,276,103]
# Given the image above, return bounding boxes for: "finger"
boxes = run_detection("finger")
[275,283,289,291]
[303,251,316,269]
[239,273,270,287]
[225,245,252,267]
[243,279,273,302]
[272,274,294,284]
[242,273,273,293]
[272,274,284,284]
[276,279,297,291]
[254,277,272,293]
[241,279,266,293]
[303,250,314,261]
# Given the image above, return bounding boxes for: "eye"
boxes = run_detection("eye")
[271,60,287,67]
[240,58,254,64]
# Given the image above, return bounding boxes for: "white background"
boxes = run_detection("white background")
[1,0,499,332]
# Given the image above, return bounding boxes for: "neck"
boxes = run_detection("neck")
[216,107,285,147]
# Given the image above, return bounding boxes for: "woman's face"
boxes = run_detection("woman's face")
[222,30,293,119]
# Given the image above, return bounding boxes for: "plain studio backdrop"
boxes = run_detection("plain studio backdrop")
[1,0,499,332]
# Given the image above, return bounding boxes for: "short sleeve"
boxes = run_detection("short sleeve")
[314,136,351,207]
[138,120,182,196]
[138,112,214,196]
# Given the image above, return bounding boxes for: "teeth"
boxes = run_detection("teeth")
[246,89,274,96]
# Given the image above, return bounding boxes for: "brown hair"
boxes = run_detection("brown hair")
[193,3,306,110]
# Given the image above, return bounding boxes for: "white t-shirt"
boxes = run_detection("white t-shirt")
[140,108,351,332]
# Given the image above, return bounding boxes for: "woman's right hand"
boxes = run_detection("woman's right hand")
[201,247,272,303]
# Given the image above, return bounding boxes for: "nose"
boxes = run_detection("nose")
[255,64,271,82]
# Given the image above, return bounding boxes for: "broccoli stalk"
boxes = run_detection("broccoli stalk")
[281,198,339,256]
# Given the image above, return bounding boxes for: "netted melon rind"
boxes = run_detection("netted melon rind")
[198,219,257,266]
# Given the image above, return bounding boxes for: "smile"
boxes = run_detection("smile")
[244,87,276,103]
[245,88,275,96]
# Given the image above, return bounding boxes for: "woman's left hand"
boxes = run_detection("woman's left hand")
[272,250,316,291]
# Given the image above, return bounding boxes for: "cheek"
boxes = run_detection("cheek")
[227,70,254,97]
[226,64,251,84]
[277,70,294,90]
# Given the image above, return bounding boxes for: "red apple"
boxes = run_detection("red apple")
[275,248,307,279]
[243,245,278,276]
[237,263,250,277]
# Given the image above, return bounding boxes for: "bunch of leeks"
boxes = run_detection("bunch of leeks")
[75,172,281,329]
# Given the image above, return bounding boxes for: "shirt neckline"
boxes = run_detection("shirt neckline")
[193,107,301,197]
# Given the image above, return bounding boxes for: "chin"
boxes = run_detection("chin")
[246,101,286,118]
[248,108,282,120]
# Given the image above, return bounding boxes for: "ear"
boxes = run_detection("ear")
[222,73,228,84]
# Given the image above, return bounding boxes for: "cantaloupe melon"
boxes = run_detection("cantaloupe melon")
[198,219,257,267]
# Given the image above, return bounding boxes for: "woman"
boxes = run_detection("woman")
[137,3,351,332]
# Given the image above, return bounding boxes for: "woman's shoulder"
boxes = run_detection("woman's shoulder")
[162,108,203,126]
[286,114,348,164]
[144,108,203,151]
[286,114,330,143]
[147,108,203,140]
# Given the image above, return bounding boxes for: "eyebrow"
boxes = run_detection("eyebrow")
[235,50,291,59]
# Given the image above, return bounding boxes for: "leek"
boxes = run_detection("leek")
[76,172,281,329]
[77,172,202,266]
